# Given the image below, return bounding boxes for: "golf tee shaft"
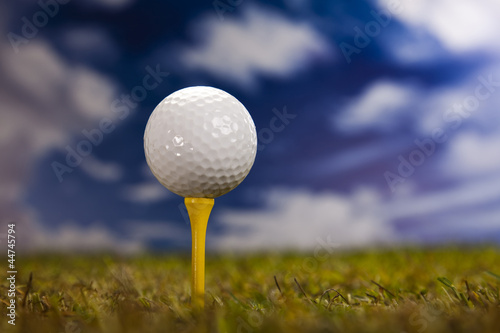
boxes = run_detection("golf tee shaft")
[185,197,214,308]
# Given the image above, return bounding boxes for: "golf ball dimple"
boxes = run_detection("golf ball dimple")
[144,86,257,198]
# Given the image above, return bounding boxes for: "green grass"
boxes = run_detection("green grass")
[1,246,500,332]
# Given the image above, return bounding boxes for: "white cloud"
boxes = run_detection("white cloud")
[62,27,114,49]
[385,175,500,220]
[81,156,124,182]
[443,131,500,178]
[335,80,417,133]
[11,211,185,254]
[125,221,189,242]
[210,175,500,251]
[0,37,118,238]
[301,138,411,179]
[23,220,190,253]
[414,206,500,236]
[179,5,333,87]
[13,174,500,253]
[333,67,500,136]
[0,41,118,155]
[122,164,172,203]
[379,31,445,65]
[13,210,144,254]
[377,0,500,54]
[12,211,189,254]
[416,68,500,135]
[122,182,172,203]
[69,67,117,119]
[33,223,143,254]
[210,188,394,251]
[415,87,468,134]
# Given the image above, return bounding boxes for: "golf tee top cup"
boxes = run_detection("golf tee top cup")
[144,86,257,198]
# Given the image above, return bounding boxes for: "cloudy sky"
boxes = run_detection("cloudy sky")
[1,0,500,253]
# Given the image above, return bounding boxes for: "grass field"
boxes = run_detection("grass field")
[1,246,500,333]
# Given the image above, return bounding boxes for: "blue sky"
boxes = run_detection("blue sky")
[1,0,500,253]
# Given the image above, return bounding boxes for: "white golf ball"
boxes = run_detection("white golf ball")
[144,86,257,198]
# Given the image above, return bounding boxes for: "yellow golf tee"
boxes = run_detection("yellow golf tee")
[185,197,214,308]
